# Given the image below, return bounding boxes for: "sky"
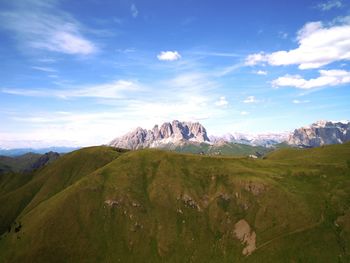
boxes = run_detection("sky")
[0,0,350,148]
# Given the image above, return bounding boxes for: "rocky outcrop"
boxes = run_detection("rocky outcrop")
[288,120,350,147]
[109,120,210,150]
[234,219,256,256]
[29,151,60,171]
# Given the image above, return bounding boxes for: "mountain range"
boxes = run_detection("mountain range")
[109,120,350,150]
[1,120,349,158]
[0,147,79,157]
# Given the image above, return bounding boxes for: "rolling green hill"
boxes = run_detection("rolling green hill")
[0,144,349,262]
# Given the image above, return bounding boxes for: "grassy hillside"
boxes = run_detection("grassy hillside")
[0,144,349,262]
[0,146,124,237]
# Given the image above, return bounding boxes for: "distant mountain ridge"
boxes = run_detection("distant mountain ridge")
[0,147,78,157]
[109,120,209,150]
[109,120,289,150]
[109,119,350,150]
[2,120,348,155]
[287,120,350,147]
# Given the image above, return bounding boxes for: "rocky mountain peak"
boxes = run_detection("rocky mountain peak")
[109,120,210,150]
[288,120,350,147]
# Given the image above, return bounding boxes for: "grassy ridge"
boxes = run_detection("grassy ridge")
[0,144,349,262]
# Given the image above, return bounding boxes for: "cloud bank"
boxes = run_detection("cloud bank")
[246,20,350,69]
[272,70,350,89]
[0,0,97,55]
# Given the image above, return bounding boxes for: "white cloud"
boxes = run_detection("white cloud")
[243,96,258,103]
[245,53,266,66]
[240,111,249,115]
[70,80,141,99]
[131,4,138,18]
[292,99,310,104]
[272,69,350,89]
[1,80,141,99]
[215,96,228,106]
[42,31,96,55]
[317,0,343,11]
[0,0,97,55]
[255,70,267,75]
[32,66,57,73]
[245,20,350,69]
[157,51,181,61]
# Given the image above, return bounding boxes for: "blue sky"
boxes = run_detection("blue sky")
[0,0,350,148]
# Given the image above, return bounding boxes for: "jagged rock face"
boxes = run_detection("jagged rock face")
[109,120,210,150]
[288,120,350,147]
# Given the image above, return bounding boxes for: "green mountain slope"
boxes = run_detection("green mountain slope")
[0,146,124,237]
[0,144,349,262]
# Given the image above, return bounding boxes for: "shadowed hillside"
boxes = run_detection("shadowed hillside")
[0,144,349,262]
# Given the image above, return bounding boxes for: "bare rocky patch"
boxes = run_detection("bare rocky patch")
[104,199,119,207]
[181,194,201,211]
[244,181,266,196]
[234,219,256,256]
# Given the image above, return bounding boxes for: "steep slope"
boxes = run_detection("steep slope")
[0,144,349,262]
